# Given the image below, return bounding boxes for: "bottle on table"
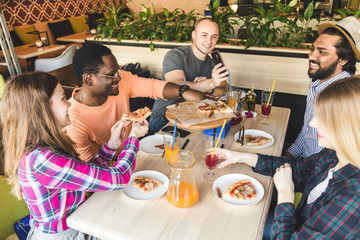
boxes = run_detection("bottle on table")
[245,87,256,112]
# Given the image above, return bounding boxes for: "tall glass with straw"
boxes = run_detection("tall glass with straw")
[259,80,276,126]
[203,120,226,181]
[163,121,180,163]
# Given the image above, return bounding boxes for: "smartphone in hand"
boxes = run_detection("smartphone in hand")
[211,50,227,75]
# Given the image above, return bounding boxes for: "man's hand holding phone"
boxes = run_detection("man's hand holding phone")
[212,63,229,87]
[210,50,229,87]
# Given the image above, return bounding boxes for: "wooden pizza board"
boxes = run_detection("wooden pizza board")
[166,109,232,130]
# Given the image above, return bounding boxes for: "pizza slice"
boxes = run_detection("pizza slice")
[121,107,151,121]
[132,177,162,193]
[244,135,271,147]
[223,180,257,200]
[198,100,232,113]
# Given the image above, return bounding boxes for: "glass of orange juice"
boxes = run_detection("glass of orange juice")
[163,131,180,163]
[226,91,237,110]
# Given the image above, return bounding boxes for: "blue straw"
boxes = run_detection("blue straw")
[228,69,232,92]
[172,120,177,150]
[184,78,187,85]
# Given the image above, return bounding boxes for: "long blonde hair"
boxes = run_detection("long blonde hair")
[1,72,78,199]
[316,75,360,168]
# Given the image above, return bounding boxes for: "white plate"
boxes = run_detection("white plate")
[139,134,164,155]
[234,129,274,149]
[212,174,264,206]
[122,170,169,200]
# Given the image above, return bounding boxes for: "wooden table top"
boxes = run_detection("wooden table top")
[56,32,91,43]
[14,44,65,59]
[67,105,291,240]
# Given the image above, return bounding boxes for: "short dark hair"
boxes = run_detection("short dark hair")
[194,18,218,30]
[72,43,112,83]
[322,27,356,74]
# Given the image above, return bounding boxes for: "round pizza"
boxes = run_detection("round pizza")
[121,107,151,121]
[223,180,257,200]
[132,177,162,193]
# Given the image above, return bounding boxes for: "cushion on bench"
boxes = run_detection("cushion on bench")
[48,19,74,39]
[13,25,38,45]
[69,16,89,33]
[9,30,23,47]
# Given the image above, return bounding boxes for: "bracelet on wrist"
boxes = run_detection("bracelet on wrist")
[179,84,190,98]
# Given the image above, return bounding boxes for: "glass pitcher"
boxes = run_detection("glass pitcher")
[166,150,199,208]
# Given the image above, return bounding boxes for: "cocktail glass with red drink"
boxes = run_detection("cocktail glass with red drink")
[259,91,275,125]
[203,134,220,181]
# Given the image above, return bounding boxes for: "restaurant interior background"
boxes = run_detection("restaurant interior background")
[0,0,359,171]
[0,0,359,239]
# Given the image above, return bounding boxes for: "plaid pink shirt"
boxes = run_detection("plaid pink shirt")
[18,138,138,234]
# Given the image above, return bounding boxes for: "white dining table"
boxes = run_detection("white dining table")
[67,105,291,240]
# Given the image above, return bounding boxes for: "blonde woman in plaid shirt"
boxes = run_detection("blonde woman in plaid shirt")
[1,72,148,239]
[212,75,360,239]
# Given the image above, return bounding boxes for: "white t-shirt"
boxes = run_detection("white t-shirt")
[307,168,335,204]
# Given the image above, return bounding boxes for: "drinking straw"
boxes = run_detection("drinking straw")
[213,128,216,147]
[228,69,232,92]
[211,120,227,158]
[184,78,187,85]
[267,80,276,106]
[172,120,177,150]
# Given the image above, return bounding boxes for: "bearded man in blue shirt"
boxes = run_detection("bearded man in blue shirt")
[284,16,360,159]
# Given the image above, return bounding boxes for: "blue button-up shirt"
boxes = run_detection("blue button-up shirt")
[287,71,351,158]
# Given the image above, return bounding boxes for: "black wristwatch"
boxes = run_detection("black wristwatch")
[179,84,190,98]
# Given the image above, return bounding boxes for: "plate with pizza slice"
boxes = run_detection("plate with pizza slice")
[139,134,164,155]
[212,174,264,206]
[234,129,274,149]
[122,170,169,200]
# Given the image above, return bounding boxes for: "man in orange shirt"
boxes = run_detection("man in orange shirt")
[66,43,207,162]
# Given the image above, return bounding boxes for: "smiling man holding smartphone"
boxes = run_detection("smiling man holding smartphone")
[149,18,229,134]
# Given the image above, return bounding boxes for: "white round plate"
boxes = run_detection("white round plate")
[234,129,274,149]
[122,170,169,200]
[241,110,257,118]
[212,174,264,206]
[139,134,164,155]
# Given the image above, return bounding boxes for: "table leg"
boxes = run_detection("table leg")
[26,56,38,71]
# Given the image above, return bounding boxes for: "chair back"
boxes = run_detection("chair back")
[0,175,30,239]
[34,44,79,72]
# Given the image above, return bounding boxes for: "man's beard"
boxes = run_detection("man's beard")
[308,60,340,82]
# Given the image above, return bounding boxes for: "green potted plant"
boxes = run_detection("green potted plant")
[120,4,198,50]
[94,1,198,51]
[237,0,316,49]
[207,0,239,43]
[94,2,132,42]
[335,8,360,18]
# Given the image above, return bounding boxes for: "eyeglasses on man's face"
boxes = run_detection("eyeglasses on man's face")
[94,71,120,80]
